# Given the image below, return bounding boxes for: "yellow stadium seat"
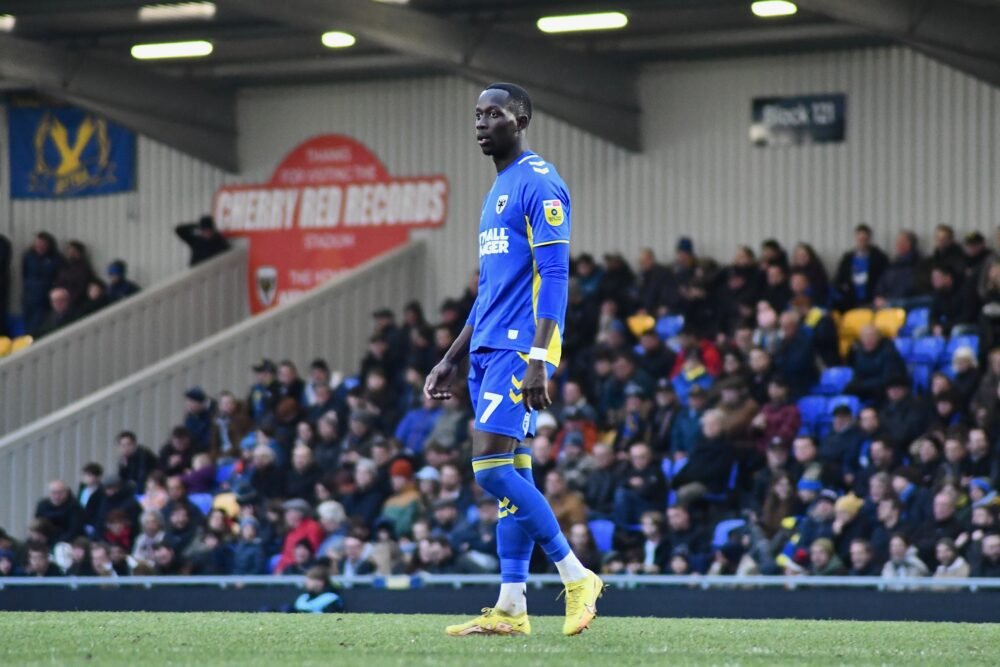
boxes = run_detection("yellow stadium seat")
[627,313,655,337]
[11,335,33,353]
[0,336,11,357]
[873,308,906,339]
[838,308,874,359]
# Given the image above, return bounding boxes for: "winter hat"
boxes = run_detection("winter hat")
[797,478,822,493]
[389,458,414,480]
[834,494,864,518]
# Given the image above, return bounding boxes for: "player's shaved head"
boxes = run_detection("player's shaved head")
[484,82,532,124]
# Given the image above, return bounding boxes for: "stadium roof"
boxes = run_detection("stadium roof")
[1,0,997,170]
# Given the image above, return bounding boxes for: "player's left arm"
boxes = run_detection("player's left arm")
[522,177,570,412]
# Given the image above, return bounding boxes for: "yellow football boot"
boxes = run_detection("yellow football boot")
[445,607,532,636]
[560,570,604,636]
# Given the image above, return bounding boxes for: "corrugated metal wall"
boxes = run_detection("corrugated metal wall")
[3,46,998,313]
[0,104,233,306]
[237,46,1000,308]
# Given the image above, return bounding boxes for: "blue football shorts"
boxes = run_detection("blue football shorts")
[467,348,554,441]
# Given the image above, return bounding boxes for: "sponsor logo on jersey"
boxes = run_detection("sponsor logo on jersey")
[496,194,509,214]
[543,199,564,226]
[479,227,510,256]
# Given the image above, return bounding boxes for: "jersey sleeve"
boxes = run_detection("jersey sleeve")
[522,171,570,248]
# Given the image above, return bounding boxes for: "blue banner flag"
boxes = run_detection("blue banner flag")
[8,104,135,198]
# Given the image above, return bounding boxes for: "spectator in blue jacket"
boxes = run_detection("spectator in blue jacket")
[670,385,708,459]
[292,566,344,613]
[21,231,63,335]
[772,311,819,400]
[394,395,442,455]
[845,326,907,404]
[105,260,140,304]
[231,517,268,575]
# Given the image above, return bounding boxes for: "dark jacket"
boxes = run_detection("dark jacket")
[772,329,819,399]
[819,424,864,470]
[106,278,141,303]
[875,252,924,301]
[54,258,97,306]
[231,539,268,575]
[833,246,889,308]
[583,466,619,517]
[879,394,929,451]
[674,435,734,493]
[285,465,323,505]
[21,248,63,313]
[929,284,967,334]
[159,442,194,477]
[119,445,159,490]
[175,223,231,266]
[35,497,85,543]
[848,339,907,397]
[617,463,668,507]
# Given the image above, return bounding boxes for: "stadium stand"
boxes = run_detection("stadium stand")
[0,243,247,434]
[3,231,999,585]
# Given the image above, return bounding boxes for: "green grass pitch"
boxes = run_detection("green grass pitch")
[0,612,997,666]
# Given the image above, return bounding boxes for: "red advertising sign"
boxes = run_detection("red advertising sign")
[213,134,448,312]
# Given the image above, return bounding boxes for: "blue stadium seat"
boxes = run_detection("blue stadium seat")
[588,519,615,554]
[946,334,979,361]
[894,337,913,360]
[796,396,827,435]
[899,307,929,337]
[812,366,853,396]
[910,364,931,393]
[466,504,480,525]
[342,375,361,391]
[268,554,282,574]
[711,518,747,549]
[655,315,685,341]
[189,493,214,516]
[910,336,946,367]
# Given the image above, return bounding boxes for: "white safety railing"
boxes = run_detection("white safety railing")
[0,244,249,435]
[0,241,427,539]
[1,574,998,592]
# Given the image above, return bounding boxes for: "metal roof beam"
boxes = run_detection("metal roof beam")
[796,0,1000,62]
[0,32,238,172]
[216,0,642,151]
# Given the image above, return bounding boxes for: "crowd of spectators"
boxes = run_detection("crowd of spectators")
[2,223,1000,585]
[5,231,141,340]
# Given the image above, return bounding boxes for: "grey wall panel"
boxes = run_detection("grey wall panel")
[0,246,248,435]
[234,47,1000,310]
[0,242,426,538]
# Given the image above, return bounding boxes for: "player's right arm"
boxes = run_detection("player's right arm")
[424,299,476,400]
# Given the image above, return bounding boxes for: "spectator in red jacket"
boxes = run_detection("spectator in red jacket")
[276,498,324,574]
[670,325,722,378]
[750,376,802,455]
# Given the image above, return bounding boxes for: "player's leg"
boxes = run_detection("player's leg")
[446,351,530,636]
[466,351,602,635]
[492,439,535,616]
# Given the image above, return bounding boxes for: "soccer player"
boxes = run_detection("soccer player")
[425,83,603,637]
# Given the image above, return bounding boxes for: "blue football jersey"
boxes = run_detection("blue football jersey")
[468,151,571,366]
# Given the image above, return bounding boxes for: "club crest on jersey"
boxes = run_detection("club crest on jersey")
[543,199,564,226]
[496,194,509,214]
